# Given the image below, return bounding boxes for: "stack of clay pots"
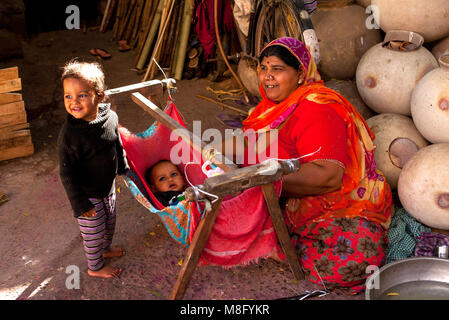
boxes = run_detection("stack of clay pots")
[349,0,449,230]
[312,0,381,125]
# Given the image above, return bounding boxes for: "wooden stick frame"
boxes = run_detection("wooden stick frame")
[128,85,305,299]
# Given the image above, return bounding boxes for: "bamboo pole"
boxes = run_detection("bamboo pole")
[196,95,249,115]
[112,0,123,38]
[169,0,185,77]
[134,0,159,64]
[174,0,194,80]
[142,0,175,81]
[213,0,250,104]
[149,0,175,78]
[160,1,181,67]
[100,0,112,32]
[130,0,145,43]
[136,0,165,70]
[117,0,137,41]
[113,0,128,39]
[124,0,139,41]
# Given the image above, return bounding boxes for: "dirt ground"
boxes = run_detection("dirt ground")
[0,28,363,301]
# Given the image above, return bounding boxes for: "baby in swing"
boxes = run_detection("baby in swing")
[145,160,186,207]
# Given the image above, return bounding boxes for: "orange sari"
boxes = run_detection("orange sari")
[243,81,393,230]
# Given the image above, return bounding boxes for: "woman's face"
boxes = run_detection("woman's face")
[258,55,303,103]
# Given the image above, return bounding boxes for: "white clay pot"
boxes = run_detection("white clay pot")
[356,31,438,115]
[311,4,382,80]
[398,143,449,230]
[371,0,449,43]
[366,113,429,189]
[432,36,449,62]
[411,55,449,143]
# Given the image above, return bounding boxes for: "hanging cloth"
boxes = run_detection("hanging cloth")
[194,0,234,58]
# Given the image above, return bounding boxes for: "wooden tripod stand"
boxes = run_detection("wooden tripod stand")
[131,92,305,300]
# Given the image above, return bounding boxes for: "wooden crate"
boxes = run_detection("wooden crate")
[0,67,34,161]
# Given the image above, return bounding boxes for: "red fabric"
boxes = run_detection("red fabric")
[119,102,205,210]
[120,102,281,267]
[194,0,234,58]
[190,182,282,267]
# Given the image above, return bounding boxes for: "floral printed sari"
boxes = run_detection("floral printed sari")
[243,37,394,293]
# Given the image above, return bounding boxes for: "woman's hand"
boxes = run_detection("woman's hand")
[80,208,97,218]
[281,160,344,198]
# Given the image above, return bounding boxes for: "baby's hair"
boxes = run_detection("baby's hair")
[145,159,172,185]
[62,60,106,101]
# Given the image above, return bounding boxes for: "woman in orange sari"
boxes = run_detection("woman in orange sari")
[242,37,394,293]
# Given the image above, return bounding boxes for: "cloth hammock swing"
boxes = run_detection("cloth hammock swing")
[118,100,283,268]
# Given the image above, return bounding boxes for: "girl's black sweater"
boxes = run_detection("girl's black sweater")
[58,104,129,217]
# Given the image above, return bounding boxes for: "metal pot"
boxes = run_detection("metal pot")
[366,257,449,300]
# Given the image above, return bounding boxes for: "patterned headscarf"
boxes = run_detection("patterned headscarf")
[260,37,321,84]
[242,37,322,131]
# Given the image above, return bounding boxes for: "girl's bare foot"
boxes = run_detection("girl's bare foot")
[103,246,125,258]
[88,265,123,278]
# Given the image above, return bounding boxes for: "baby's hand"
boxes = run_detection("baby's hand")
[80,208,97,218]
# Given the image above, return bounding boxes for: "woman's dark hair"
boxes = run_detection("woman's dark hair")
[259,45,300,71]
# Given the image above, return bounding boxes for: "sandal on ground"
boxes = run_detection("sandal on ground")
[118,40,131,52]
[89,48,112,59]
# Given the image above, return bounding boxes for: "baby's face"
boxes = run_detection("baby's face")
[151,161,185,192]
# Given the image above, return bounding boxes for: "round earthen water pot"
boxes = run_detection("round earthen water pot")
[237,57,260,98]
[367,113,429,189]
[356,31,438,115]
[371,0,449,43]
[432,36,449,62]
[411,55,449,143]
[356,0,370,8]
[398,143,449,230]
[325,80,375,119]
[311,4,382,80]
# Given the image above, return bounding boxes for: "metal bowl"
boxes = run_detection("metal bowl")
[366,257,449,300]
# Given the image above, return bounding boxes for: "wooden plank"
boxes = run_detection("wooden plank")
[0,101,27,128]
[106,79,165,111]
[0,143,34,161]
[199,159,300,199]
[0,128,31,141]
[261,183,305,281]
[131,92,238,172]
[0,112,27,128]
[169,199,223,300]
[0,190,8,205]
[0,132,32,151]
[0,92,22,105]
[0,78,21,94]
[0,122,29,138]
[0,100,25,115]
[105,79,166,96]
[0,67,19,81]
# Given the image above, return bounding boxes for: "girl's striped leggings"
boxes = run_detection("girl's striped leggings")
[76,192,116,271]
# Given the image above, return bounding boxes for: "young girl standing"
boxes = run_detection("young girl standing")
[58,60,129,278]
